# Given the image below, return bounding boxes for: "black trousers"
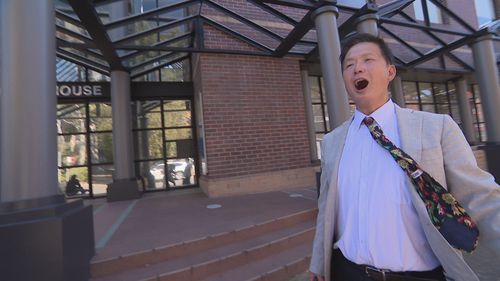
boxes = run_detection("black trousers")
[330,249,446,281]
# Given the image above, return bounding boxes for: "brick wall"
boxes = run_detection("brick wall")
[197,54,311,179]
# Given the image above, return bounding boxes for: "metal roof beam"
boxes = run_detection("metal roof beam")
[112,15,197,45]
[56,10,86,28]
[202,16,274,53]
[204,0,284,42]
[104,0,199,30]
[56,39,105,60]
[56,25,95,46]
[256,0,315,10]
[67,0,125,70]
[130,51,176,71]
[56,50,110,74]
[131,55,189,79]
[379,18,471,37]
[119,32,193,61]
[247,0,298,25]
[377,0,414,18]
[406,36,474,68]
[273,10,314,57]
[379,26,423,56]
[338,3,378,39]
[428,0,475,33]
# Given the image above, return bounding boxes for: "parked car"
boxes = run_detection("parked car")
[149,160,191,186]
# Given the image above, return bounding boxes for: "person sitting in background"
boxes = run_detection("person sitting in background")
[65,175,88,196]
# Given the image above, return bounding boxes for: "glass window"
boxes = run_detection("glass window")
[90,132,114,163]
[470,84,486,141]
[312,104,326,132]
[56,58,86,82]
[91,165,113,196]
[433,83,448,104]
[164,110,192,128]
[89,103,113,131]
[133,104,163,129]
[59,167,90,197]
[167,158,196,187]
[87,70,110,82]
[421,103,436,113]
[418,82,434,103]
[310,77,321,103]
[475,0,496,26]
[414,0,443,23]
[165,128,192,140]
[138,161,165,190]
[134,130,164,160]
[337,0,366,8]
[58,134,87,166]
[57,104,87,133]
[450,103,461,124]
[403,82,419,103]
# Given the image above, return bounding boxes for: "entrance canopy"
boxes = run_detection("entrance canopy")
[56,0,499,79]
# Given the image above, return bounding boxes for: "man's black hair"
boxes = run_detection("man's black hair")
[339,33,394,68]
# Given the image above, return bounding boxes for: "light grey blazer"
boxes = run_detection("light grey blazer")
[309,105,500,281]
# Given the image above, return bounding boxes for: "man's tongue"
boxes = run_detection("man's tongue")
[355,79,369,90]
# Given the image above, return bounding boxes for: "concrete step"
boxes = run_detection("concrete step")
[90,208,317,281]
[201,243,312,281]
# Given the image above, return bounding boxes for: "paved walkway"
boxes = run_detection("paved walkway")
[86,187,318,262]
[85,187,498,281]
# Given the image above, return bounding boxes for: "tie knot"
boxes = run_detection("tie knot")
[363,116,375,126]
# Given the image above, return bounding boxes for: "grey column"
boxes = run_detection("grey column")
[471,34,500,141]
[312,5,350,129]
[107,70,141,201]
[390,76,406,107]
[111,71,135,179]
[0,2,94,280]
[356,14,379,36]
[1,0,58,201]
[105,0,141,201]
[455,79,477,143]
[300,66,318,161]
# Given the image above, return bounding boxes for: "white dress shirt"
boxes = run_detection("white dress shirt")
[334,100,440,271]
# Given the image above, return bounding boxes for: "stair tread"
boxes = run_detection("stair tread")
[91,220,314,281]
[200,242,312,281]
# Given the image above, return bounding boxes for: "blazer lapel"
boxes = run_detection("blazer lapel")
[395,105,422,163]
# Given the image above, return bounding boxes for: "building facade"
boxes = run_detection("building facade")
[1,0,499,280]
[51,0,500,198]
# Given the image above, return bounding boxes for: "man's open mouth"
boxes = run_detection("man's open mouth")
[354,79,369,90]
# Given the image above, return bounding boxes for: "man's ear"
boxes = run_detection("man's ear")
[387,64,396,82]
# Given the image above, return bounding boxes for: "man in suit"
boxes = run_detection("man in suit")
[309,33,500,281]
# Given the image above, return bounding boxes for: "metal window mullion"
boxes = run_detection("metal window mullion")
[318,77,328,133]
[160,99,169,188]
[445,81,453,117]
[416,82,423,111]
[471,85,482,142]
[85,101,94,197]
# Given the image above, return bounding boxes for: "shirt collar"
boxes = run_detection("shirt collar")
[353,99,395,130]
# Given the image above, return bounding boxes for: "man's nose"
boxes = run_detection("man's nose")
[354,62,365,73]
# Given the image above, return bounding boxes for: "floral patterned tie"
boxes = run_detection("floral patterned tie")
[363,116,479,253]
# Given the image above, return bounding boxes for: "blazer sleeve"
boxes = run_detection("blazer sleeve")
[309,136,330,276]
[441,114,500,253]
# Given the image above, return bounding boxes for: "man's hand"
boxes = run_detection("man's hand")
[309,271,325,281]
